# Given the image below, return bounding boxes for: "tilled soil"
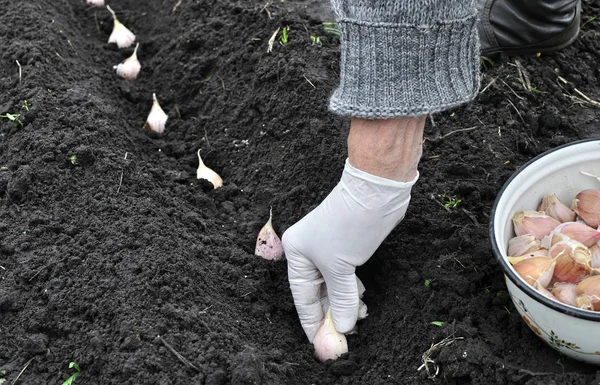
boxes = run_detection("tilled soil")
[1,0,600,384]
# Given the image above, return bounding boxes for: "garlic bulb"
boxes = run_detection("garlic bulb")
[255,208,283,260]
[113,43,141,80]
[313,308,348,362]
[196,150,223,189]
[106,5,136,48]
[86,0,104,6]
[144,93,168,134]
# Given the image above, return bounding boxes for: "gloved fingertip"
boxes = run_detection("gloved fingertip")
[331,312,358,334]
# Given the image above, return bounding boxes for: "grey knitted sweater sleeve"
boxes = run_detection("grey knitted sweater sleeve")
[329,0,480,118]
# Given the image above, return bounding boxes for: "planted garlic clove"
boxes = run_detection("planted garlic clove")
[144,93,168,133]
[513,211,560,240]
[255,208,283,260]
[549,239,592,283]
[507,234,541,257]
[114,43,141,80]
[534,281,555,300]
[574,275,600,311]
[552,282,577,306]
[572,189,600,228]
[106,5,136,48]
[86,0,104,6]
[313,308,348,362]
[196,150,223,189]
[507,249,549,265]
[513,256,556,288]
[537,193,576,223]
[554,222,600,247]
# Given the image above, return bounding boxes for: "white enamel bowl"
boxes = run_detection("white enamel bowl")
[490,139,600,365]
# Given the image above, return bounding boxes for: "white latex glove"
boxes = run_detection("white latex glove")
[282,159,418,342]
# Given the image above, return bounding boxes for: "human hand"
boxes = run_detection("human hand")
[282,159,417,342]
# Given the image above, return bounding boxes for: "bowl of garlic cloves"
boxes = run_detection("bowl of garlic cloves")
[490,138,600,365]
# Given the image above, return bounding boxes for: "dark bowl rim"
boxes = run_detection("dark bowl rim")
[489,138,600,321]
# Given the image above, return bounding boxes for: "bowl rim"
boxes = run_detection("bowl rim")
[489,137,600,321]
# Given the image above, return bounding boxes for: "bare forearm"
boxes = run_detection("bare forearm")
[348,117,426,182]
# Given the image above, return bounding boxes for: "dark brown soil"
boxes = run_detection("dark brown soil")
[1,0,600,384]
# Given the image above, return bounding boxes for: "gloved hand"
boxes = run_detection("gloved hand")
[282,159,418,342]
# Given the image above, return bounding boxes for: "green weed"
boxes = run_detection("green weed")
[0,113,22,128]
[322,22,341,36]
[280,26,289,45]
[61,362,81,385]
[431,321,444,327]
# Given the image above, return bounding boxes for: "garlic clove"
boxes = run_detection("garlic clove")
[590,244,600,269]
[507,234,541,257]
[554,221,600,247]
[86,0,104,6]
[313,308,348,362]
[507,249,549,265]
[255,208,283,260]
[540,230,571,249]
[537,193,576,223]
[144,93,168,134]
[574,275,600,311]
[513,256,556,288]
[572,189,600,229]
[113,43,141,80]
[552,282,577,306]
[512,211,560,240]
[106,5,136,48]
[534,281,555,300]
[196,150,223,189]
[549,239,592,283]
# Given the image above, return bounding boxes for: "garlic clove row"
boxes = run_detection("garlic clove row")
[107,5,136,48]
[144,93,168,134]
[114,43,141,80]
[255,208,283,260]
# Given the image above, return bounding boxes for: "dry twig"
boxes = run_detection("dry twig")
[158,335,201,372]
[417,335,464,379]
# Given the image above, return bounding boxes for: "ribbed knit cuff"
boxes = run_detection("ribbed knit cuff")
[329,13,480,119]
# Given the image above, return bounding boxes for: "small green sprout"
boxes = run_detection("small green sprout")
[0,113,23,128]
[0,370,6,375]
[61,362,81,385]
[310,35,321,46]
[21,100,30,111]
[424,279,432,288]
[431,321,444,327]
[280,26,289,45]
[480,56,494,69]
[440,194,462,209]
[322,22,341,36]
[582,16,596,28]
[69,155,78,165]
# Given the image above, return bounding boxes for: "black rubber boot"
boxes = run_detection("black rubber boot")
[477,0,581,56]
